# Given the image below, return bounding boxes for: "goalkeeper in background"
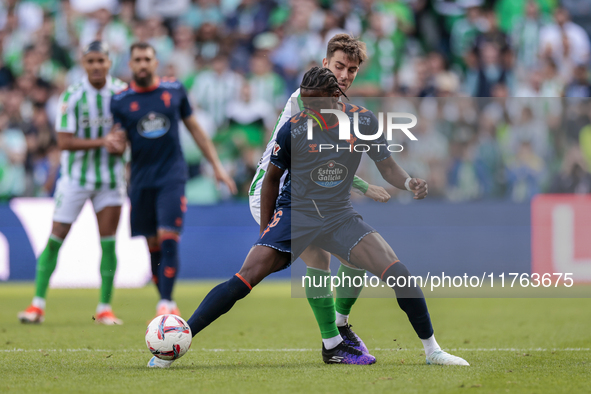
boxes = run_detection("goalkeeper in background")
[18,41,127,325]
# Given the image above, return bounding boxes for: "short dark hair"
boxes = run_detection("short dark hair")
[326,34,368,65]
[129,42,156,56]
[300,66,347,98]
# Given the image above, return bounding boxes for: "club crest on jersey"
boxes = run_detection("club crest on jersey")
[272,142,281,156]
[137,112,170,139]
[310,160,348,188]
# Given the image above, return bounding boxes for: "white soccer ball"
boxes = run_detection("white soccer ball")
[145,315,192,360]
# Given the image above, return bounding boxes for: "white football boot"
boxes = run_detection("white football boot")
[426,350,470,366]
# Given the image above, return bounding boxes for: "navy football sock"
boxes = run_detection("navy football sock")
[150,247,162,297]
[382,262,434,340]
[187,274,251,337]
[159,238,179,301]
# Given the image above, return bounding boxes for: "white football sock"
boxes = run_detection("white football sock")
[32,297,46,310]
[335,311,349,327]
[168,300,177,310]
[157,299,169,311]
[323,335,342,350]
[421,335,441,357]
[96,303,111,313]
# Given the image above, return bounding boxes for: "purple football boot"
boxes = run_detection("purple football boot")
[338,324,370,354]
[322,341,376,365]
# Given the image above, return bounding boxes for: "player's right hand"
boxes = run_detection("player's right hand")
[214,167,238,195]
[364,184,391,203]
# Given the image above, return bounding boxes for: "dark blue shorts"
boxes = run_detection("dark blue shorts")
[129,182,186,237]
[254,203,376,269]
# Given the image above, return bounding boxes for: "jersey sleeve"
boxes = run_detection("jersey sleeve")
[55,91,76,133]
[110,96,123,127]
[270,123,291,171]
[179,85,193,119]
[364,111,391,163]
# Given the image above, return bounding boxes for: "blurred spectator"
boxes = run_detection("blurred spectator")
[356,12,396,94]
[465,42,513,97]
[181,0,223,30]
[248,51,286,110]
[450,0,484,66]
[505,140,545,201]
[562,0,591,38]
[511,1,548,78]
[549,145,591,193]
[170,25,197,81]
[135,0,191,30]
[190,54,243,128]
[564,63,591,97]
[540,6,590,81]
[0,118,27,200]
[447,136,490,201]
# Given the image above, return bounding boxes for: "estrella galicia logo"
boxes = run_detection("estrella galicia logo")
[137,112,170,139]
[310,160,348,188]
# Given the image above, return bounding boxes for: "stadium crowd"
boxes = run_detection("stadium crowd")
[1,0,591,202]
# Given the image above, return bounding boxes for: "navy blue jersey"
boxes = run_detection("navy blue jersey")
[270,102,391,213]
[110,78,192,188]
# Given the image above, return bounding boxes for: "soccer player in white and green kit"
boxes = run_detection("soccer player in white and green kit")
[18,41,128,325]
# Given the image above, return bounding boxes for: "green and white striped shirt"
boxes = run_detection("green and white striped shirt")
[55,75,128,190]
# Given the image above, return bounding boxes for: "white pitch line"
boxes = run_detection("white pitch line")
[0,348,589,353]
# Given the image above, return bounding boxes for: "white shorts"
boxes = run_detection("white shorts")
[53,178,125,224]
[249,194,261,225]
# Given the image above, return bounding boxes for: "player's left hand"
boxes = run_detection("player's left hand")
[364,184,391,203]
[214,167,238,195]
[409,178,428,200]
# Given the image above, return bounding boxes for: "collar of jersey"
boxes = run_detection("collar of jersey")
[131,77,160,93]
[305,102,345,130]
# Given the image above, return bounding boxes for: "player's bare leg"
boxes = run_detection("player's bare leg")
[149,245,290,368]
[349,232,469,366]
[18,222,71,324]
[94,205,123,325]
[155,228,181,316]
[300,246,371,356]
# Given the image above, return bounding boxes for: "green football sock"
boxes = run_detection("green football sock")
[99,237,117,305]
[34,235,63,299]
[305,267,339,339]
[335,263,365,316]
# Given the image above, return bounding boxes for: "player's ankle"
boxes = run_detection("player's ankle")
[421,334,441,357]
[335,311,349,327]
[32,297,46,310]
[322,335,342,350]
[96,303,112,314]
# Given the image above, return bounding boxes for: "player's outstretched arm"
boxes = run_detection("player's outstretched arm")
[375,156,428,200]
[57,132,108,151]
[182,115,237,194]
[259,163,283,234]
[352,175,391,202]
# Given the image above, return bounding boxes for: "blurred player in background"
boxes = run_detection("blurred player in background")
[18,41,128,325]
[248,34,390,360]
[108,42,236,318]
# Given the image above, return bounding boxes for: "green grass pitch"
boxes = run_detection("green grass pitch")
[1,281,589,393]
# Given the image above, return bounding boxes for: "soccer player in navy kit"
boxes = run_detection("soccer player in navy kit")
[148,67,469,367]
[108,42,236,317]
